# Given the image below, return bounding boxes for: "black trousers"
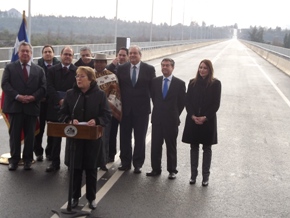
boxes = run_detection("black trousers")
[8,113,37,164]
[151,122,178,173]
[108,116,119,160]
[33,101,53,157]
[119,112,149,168]
[190,144,212,180]
[73,169,97,202]
[50,136,62,166]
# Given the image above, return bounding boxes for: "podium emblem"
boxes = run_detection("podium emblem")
[64,125,78,137]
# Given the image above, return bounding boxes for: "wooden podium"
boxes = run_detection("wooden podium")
[47,122,103,140]
[47,122,103,217]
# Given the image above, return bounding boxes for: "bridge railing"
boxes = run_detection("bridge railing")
[0,39,212,69]
[242,40,290,59]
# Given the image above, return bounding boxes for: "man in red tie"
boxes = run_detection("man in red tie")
[34,45,60,161]
[1,42,46,171]
[45,46,77,172]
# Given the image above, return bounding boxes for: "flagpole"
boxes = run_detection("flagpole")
[28,0,31,42]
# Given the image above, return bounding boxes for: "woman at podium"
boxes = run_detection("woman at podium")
[59,66,111,209]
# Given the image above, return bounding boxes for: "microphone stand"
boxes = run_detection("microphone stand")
[52,93,90,217]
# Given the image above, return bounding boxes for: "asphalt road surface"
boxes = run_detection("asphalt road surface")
[0,39,290,218]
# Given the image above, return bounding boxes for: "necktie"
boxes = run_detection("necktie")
[47,64,51,68]
[63,67,68,73]
[163,78,169,99]
[22,63,28,82]
[132,65,137,86]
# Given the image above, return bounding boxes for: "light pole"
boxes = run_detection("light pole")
[114,0,119,44]
[28,0,31,42]
[181,0,185,40]
[169,0,173,41]
[150,0,154,42]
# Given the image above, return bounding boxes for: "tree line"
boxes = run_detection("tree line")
[0,14,234,47]
[0,12,289,48]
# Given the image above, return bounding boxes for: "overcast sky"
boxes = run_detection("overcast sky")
[1,0,289,29]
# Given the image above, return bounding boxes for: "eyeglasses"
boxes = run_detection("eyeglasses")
[75,75,87,79]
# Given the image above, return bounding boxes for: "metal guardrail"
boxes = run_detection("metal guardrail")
[243,40,290,59]
[0,39,213,68]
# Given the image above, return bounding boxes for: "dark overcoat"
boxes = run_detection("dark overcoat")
[59,81,111,169]
[182,78,221,145]
[46,63,77,121]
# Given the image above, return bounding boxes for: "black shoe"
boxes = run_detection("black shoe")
[36,155,43,162]
[108,157,115,163]
[146,170,161,177]
[100,166,108,171]
[71,198,79,208]
[88,200,97,210]
[202,180,209,187]
[24,162,32,170]
[118,165,131,171]
[189,179,196,185]
[46,164,60,172]
[8,163,18,171]
[133,167,141,174]
[168,172,176,180]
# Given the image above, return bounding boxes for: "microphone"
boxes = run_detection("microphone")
[71,92,82,123]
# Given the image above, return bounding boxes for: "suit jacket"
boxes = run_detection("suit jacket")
[46,62,77,121]
[151,76,186,127]
[37,57,60,100]
[1,60,46,116]
[117,61,156,116]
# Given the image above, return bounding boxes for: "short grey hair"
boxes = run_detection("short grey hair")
[129,45,142,55]
[80,46,92,53]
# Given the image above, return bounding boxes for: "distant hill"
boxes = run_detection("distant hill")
[0,8,22,18]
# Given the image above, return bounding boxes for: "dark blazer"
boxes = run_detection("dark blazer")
[1,60,46,116]
[46,62,77,121]
[182,78,221,145]
[38,57,60,75]
[60,82,111,169]
[117,61,156,116]
[37,57,60,100]
[74,58,94,69]
[151,76,186,127]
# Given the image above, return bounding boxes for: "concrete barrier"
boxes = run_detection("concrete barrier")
[241,41,290,77]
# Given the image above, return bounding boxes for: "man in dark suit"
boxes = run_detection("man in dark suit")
[74,46,94,69]
[34,44,60,161]
[146,58,185,179]
[1,42,46,171]
[106,47,128,162]
[116,45,156,174]
[45,46,77,172]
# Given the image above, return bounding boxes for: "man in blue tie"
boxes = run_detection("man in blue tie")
[116,45,156,174]
[146,58,186,179]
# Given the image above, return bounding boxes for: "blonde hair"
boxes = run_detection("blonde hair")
[76,66,96,81]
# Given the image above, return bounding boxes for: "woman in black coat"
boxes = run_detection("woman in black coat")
[182,59,221,186]
[59,66,111,209]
